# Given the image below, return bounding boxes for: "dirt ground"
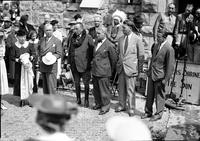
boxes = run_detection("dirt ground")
[1,86,200,141]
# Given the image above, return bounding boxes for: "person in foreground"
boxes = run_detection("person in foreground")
[141,29,175,121]
[106,116,152,141]
[25,94,78,141]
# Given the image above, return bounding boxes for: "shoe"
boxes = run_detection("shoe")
[20,100,25,107]
[141,113,152,119]
[149,114,162,122]
[92,105,101,110]
[84,100,89,108]
[115,106,126,112]
[99,109,109,115]
[128,109,135,117]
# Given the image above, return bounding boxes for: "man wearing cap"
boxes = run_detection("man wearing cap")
[68,22,94,107]
[88,15,103,43]
[91,26,117,115]
[38,14,51,40]
[38,24,62,94]
[115,19,144,117]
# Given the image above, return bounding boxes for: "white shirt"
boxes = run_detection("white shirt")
[95,38,106,52]
[159,40,167,51]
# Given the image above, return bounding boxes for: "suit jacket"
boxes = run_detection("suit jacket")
[91,39,117,77]
[149,41,175,82]
[68,33,94,73]
[39,35,62,73]
[116,32,144,77]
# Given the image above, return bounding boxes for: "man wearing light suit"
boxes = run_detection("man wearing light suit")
[115,19,144,116]
[39,24,62,94]
[141,29,175,121]
[91,26,117,115]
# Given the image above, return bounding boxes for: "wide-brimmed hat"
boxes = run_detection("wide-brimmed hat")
[19,53,30,64]
[28,95,78,115]
[106,116,152,141]
[42,52,57,65]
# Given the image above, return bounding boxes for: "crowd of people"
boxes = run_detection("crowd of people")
[1,1,200,140]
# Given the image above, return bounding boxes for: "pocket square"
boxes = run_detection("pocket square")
[52,44,56,48]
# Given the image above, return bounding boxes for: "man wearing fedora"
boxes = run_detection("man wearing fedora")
[38,23,62,95]
[68,22,94,107]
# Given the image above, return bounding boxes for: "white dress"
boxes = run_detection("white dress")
[0,43,9,95]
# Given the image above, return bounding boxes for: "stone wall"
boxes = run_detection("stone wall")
[19,0,176,50]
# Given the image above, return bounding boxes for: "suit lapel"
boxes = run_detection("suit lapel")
[124,33,134,56]
[94,39,107,55]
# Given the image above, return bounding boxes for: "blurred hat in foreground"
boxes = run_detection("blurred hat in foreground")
[3,16,11,22]
[42,52,57,65]
[28,94,78,115]
[106,116,152,141]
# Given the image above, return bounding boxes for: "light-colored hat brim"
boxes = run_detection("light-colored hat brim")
[42,54,57,65]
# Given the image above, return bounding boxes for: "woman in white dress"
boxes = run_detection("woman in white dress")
[0,30,9,110]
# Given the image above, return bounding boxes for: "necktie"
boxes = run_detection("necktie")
[124,36,128,54]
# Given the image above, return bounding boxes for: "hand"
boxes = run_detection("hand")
[162,79,167,85]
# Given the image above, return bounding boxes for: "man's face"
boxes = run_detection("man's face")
[44,17,50,24]
[122,24,132,35]
[94,17,101,27]
[53,23,58,31]
[196,9,200,19]
[96,30,105,42]
[44,25,53,38]
[168,4,175,15]
[185,5,193,16]
[74,24,83,36]
[113,19,120,26]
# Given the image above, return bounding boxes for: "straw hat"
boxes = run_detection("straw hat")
[42,52,57,65]
[19,53,30,64]
[106,116,152,141]
[28,95,78,115]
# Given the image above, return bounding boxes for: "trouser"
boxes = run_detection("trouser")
[145,77,166,116]
[42,72,57,94]
[92,76,111,110]
[33,70,40,93]
[118,70,136,110]
[72,69,91,102]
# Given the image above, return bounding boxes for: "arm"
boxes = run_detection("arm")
[54,39,62,59]
[87,35,95,69]
[108,43,118,72]
[163,47,175,83]
[173,15,181,45]
[153,14,162,43]
[28,43,36,61]
[137,37,145,73]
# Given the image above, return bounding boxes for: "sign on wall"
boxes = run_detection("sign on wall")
[166,61,200,105]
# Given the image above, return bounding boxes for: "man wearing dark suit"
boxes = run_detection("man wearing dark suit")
[91,26,117,115]
[68,22,94,107]
[142,29,175,121]
[38,24,62,94]
[115,19,144,116]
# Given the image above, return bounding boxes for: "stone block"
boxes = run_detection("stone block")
[149,13,159,26]
[158,0,166,13]
[20,1,32,12]
[142,0,158,13]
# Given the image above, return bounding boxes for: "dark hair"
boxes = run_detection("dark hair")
[16,29,26,37]
[74,14,82,20]
[133,15,144,28]
[28,30,37,39]
[123,19,134,30]
[20,15,28,23]
[50,20,59,26]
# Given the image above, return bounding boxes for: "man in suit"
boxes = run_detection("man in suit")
[141,29,175,121]
[173,4,194,60]
[38,14,51,40]
[91,26,117,115]
[115,19,144,116]
[68,22,94,107]
[88,15,102,42]
[38,24,62,94]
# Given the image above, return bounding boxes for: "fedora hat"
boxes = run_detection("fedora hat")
[42,52,57,65]
[106,116,152,141]
[28,95,78,115]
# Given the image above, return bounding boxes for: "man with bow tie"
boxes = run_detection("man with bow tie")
[141,29,175,121]
[91,26,117,115]
[115,19,144,116]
